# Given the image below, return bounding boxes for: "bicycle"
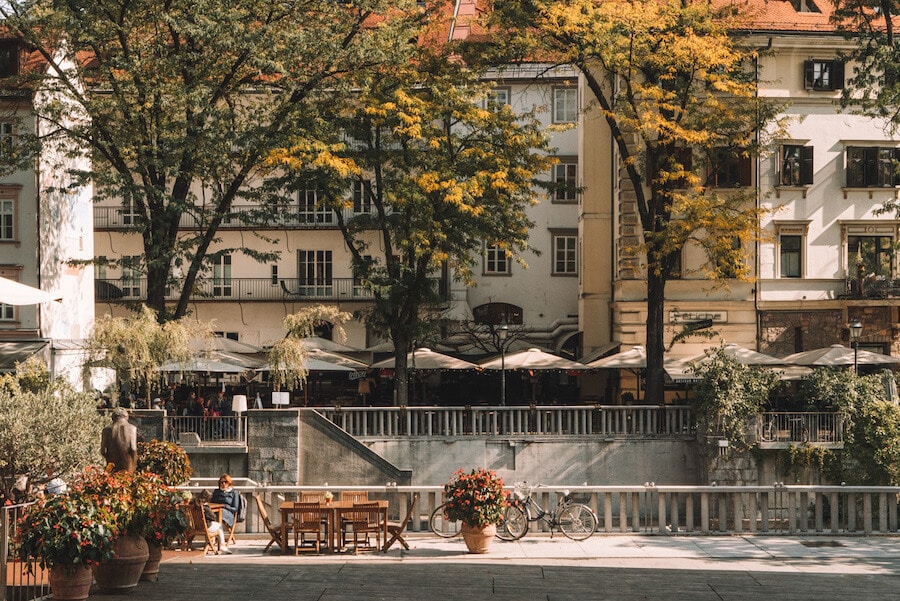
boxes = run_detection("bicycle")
[428,497,547,540]
[496,482,597,541]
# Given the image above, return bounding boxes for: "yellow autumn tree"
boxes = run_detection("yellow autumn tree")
[484,0,786,402]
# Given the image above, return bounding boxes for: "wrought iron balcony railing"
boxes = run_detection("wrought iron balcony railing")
[95,277,448,303]
[94,205,388,230]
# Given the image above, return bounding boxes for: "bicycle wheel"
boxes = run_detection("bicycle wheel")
[429,502,462,538]
[496,504,528,541]
[557,504,597,541]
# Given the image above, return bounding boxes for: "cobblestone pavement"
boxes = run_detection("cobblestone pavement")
[101,534,900,601]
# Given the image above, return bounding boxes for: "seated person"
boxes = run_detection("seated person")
[210,473,240,534]
[193,489,231,553]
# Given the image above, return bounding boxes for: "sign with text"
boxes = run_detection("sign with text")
[669,311,727,324]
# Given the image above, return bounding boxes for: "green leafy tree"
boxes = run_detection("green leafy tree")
[86,305,211,399]
[0,0,421,322]
[484,0,785,404]
[267,305,352,392]
[691,347,780,450]
[271,38,553,404]
[0,364,105,502]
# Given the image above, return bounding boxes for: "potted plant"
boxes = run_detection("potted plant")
[137,440,193,486]
[16,483,120,600]
[131,471,188,581]
[76,467,149,594]
[443,468,507,553]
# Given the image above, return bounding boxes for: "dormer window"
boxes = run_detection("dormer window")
[789,0,821,13]
[0,42,20,78]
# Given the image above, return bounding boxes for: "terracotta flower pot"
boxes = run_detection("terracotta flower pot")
[140,540,163,582]
[49,563,93,601]
[460,523,496,554]
[92,533,149,594]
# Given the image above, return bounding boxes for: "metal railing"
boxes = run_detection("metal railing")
[756,412,843,445]
[184,483,900,541]
[1,502,49,601]
[95,276,448,303]
[317,405,696,438]
[94,204,392,231]
[165,416,248,445]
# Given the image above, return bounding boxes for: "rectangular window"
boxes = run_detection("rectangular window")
[484,244,510,274]
[849,235,893,277]
[553,160,578,202]
[804,59,844,91]
[553,87,577,123]
[780,235,802,278]
[352,180,372,214]
[120,199,139,226]
[270,264,278,286]
[213,254,232,297]
[779,144,814,186]
[0,301,13,320]
[121,256,141,297]
[846,146,900,187]
[717,237,743,278]
[707,147,752,188]
[0,122,13,157]
[298,188,332,223]
[352,254,371,297]
[298,249,332,296]
[486,86,510,111]
[0,198,13,240]
[0,43,19,78]
[552,234,577,275]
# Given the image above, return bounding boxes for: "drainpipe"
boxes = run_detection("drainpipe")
[754,38,773,350]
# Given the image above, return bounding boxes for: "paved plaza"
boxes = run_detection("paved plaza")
[99,534,900,601]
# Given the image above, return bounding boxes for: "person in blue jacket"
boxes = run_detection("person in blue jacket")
[210,473,240,538]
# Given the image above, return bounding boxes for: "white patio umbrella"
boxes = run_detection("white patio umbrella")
[586,346,647,369]
[300,336,362,353]
[783,344,900,367]
[190,336,262,354]
[306,348,369,369]
[255,358,356,373]
[370,347,480,370]
[0,276,62,305]
[689,343,785,366]
[159,358,249,373]
[479,347,585,371]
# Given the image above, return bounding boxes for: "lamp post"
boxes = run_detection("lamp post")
[850,318,863,374]
[498,324,509,406]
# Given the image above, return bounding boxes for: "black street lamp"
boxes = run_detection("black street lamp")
[498,324,509,406]
[850,318,863,374]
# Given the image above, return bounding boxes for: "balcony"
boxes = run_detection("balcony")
[93,204,387,231]
[95,277,447,303]
[756,411,844,449]
[844,275,900,299]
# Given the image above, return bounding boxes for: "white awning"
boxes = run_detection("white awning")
[0,276,62,305]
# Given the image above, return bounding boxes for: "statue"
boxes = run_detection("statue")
[100,407,138,472]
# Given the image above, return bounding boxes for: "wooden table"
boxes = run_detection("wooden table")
[279,500,387,554]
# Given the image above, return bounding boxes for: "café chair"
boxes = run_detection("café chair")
[341,490,368,503]
[341,502,383,554]
[252,493,291,553]
[181,503,219,555]
[292,502,325,554]
[384,493,419,552]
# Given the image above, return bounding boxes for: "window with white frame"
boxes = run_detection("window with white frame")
[212,254,232,297]
[552,231,577,275]
[120,255,142,297]
[352,180,372,214]
[298,249,332,295]
[120,198,139,226]
[0,197,14,241]
[552,86,577,123]
[485,86,510,111]
[299,188,332,223]
[552,159,578,203]
[804,59,844,91]
[0,122,13,157]
[774,222,809,278]
[484,243,510,274]
[847,228,894,278]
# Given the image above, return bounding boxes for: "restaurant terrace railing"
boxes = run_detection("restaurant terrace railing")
[165,415,248,445]
[316,405,696,438]
[756,411,844,447]
[185,484,900,541]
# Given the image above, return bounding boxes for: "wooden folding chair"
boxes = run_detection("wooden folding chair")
[253,493,291,553]
[341,503,383,554]
[181,503,220,555]
[301,492,326,503]
[340,490,368,503]
[292,502,325,555]
[384,493,419,552]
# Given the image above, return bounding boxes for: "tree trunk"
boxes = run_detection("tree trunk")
[644,268,667,406]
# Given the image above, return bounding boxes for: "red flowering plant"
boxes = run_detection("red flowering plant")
[132,470,188,546]
[15,479,120,574]
[443,468,507,528]
[74,466,136,536]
